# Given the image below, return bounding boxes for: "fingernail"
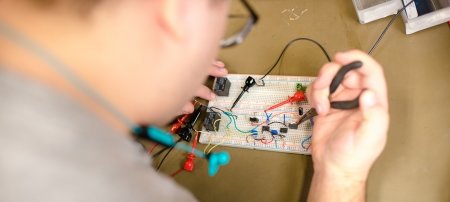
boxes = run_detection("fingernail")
[218,66,226,72]
[362,90,377,107]
[214,61,225,67]
[211,93,216,99]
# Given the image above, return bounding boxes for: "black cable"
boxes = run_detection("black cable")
[368,0,415,55]
[152,138,182,158]
[156,138,182,171]
[152,146,169,158]
[258,37,331,84]
[156,146,175,171]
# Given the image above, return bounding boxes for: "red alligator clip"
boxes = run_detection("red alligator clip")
[183,132,199,172]
[170,114,189,134]
[265,91,306,111]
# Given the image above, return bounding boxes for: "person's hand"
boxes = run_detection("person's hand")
[306,50,389,182]
[179,61,228,114]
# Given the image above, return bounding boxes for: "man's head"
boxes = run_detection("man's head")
[0,0,230,126]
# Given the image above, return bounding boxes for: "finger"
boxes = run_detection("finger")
[356,90,389,150]
[330,71,363,101]
[330,88,362,102]
[310,62,341,114]
[306,85,321,113]
[209,61,228,77]
[341,71,363,90]
[195,85,216,101]
[306,85,314,107]
[314,62,342,89]
[213,60,225,67]
[180,103,195,114]
[334,50,388,109]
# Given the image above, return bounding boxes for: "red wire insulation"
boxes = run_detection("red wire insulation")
[148,143,159,154]
[191,132,199,152]
[171,168,184,177]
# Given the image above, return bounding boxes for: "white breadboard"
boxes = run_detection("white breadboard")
[200,74,316,155]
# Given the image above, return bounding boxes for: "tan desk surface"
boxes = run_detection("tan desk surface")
[158,1,450,201]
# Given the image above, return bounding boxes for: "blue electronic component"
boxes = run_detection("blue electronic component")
[270,130,278,135]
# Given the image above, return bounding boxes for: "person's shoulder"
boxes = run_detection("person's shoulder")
[0,69,197,202]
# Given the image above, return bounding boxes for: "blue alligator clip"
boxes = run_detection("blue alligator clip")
[207,151,231,176]
[133,126,231,176]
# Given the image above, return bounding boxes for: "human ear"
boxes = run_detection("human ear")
[156,0,204,44]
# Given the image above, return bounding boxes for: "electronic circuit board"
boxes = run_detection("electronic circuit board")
[200,74,316,155]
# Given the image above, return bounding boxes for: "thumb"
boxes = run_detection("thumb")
[357,90,389,146]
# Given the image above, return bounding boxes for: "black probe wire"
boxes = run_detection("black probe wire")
[368,0,415,55]
[156,146,175,171]
[258,37,331,85]
[152,137,182,158]
[155,138,182,171]
[152,146,169,158]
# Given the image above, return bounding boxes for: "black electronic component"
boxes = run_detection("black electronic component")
[249,117,259,123]
[299,107,304,116]
[288,123,298,129]
[280,127,288,133]
[213,77,231,96]
[178,105,205,142]
[203,111,221,131]
[177,127,192,142]
[262,126,270,132]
